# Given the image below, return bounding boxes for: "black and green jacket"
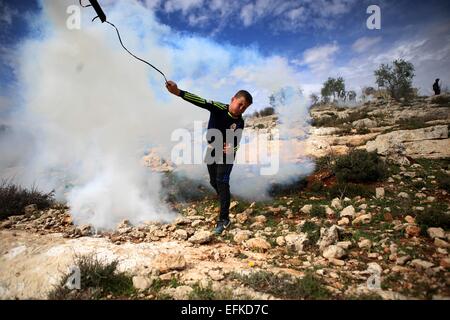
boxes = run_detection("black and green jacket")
[179,90,245,162]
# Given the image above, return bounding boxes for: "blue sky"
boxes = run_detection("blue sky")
[1,0,450,112]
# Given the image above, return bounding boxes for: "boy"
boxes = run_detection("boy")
[166,81,252,235]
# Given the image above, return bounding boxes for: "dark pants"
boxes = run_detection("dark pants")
[207,163,234,221]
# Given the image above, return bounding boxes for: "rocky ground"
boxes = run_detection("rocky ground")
[1,95,449,300]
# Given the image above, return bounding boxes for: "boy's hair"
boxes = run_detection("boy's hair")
[234,90,253,106]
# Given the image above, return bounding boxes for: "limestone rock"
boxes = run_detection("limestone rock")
[285,233,309,252]
[427,227,445,239]
[331,198,343,210]
[340,206,356,219]
[132,276,153,291]
[188,231,212,244]
[300,205,312,214]
[322,245,346,259]
[411,259,434,270]
[233,230,252,243]
[376,188,385,199]
[153,253,186,273]
[317,225,340,251]
[352,214,372,226]
[245,238,271,251]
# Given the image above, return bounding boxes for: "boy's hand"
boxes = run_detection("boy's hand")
[223,143,233,155]
[166,80,181,96]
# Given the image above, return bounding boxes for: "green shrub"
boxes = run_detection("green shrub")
[416,206,450,235]
[231,271,330,300]
[437,174,450,192]
[268,178,308,196]
[333,150,387,183]
[328,182,375,199]
[310,181,324,193]
[0,180,54,220]
[301,221,321,244]
[431,95,450,107]
[48,254,135,300]
[310,205,326,218]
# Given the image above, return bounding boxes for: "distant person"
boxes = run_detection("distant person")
[166,81,253,235]
[433,79,441,95]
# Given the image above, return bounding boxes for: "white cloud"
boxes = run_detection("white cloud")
[352,36,382,53]
[300,42,340,72]
[163,0,204,15]
[145,0,358,32]
[144,0,161,10]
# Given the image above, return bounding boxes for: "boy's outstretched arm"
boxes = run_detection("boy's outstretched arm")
[166,80,228,112]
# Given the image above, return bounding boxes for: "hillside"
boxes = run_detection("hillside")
[1,94,449,300]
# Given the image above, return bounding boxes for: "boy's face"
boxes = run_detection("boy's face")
[229,96,251,116]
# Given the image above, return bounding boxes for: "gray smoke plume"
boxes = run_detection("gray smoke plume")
[0,0,314,229]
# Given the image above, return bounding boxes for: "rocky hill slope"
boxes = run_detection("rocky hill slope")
[1,95,449,300]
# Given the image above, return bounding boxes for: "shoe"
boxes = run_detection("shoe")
[213,219,231,235]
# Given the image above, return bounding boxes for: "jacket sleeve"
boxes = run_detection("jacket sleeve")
[179,90,228,113]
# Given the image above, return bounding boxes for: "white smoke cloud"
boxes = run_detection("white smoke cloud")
[0,0,314,228]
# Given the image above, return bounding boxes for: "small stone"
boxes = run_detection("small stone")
[358,239,372,250]
[233,230,252,243]
[162,286,194,300]
[174,217,191,225]
[376,188,385,199]
[396,256,411,265]
[229,201,239,210]
[191,220,203,227]
[440,258,450,269]
[415,193,426,199]
[367,262,382,274]
[276,236,286,246]
[352,214,372,226]
[405,225,421,237]
[324,206,335,218]
[384,212,393,222]
[153,253,186,273]
[300,205,312,214]
[317,225,340,251]
[340,205,356,219]
[188,230,212,244]
[338,217,350,226]
[404,215,415,224]
[329,258,345,266]
[236,213,248,224]
[322,245,346,259]
[411,259,434,270]
[368,252,379,259]
[427,227,445,239]
[245,238,271,251]
[132,276,152,291]
[24,204,38,216]
[254,215,267,224]
[173,229,188,240]
[78,224,93,236]
[398,192,409,199]
[434,238,450,248]
[285,233,308,252]
[208,270,224,281]
[331,198,343,210]
[336,241,352,250]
